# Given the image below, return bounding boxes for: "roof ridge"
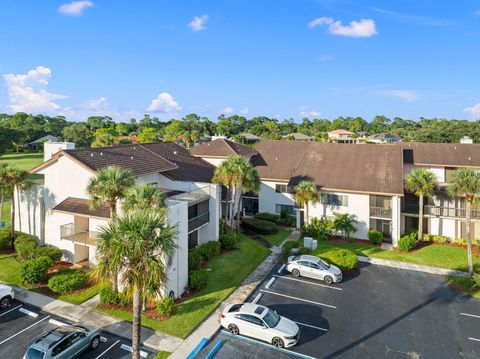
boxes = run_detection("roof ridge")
[289,142,311,179]
[221,138,240,155]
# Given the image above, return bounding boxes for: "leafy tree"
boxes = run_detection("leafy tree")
[87,116,115,131]
[333,212,358,240]
[162,120,184,142]
[448,168,480,275]
[62,123,94,148]
[293,181,320,225]
[137,128,159,143]
[405,169,437,241]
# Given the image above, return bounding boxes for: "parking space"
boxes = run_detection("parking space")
[218,262,480,358]
[0,299,156,359]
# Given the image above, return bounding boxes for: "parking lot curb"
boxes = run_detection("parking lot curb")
[357,255,470,277]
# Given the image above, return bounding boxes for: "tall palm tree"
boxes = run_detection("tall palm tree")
[448,168,480,275]
[405,169,437,241]
[87,166,135,218]
[122,184,165,212]
[0,163,8,228]
[294,181,320,225]
[95,209,176,359]
[212,158,236,223]
[333,212,358,240]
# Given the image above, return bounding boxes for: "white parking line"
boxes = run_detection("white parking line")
[461,312,480,319]
[120,343,148,358]
[95,339,120,359]
[260,289,336,309]
[49,319,69,327]
[469,337,480,342]
[252,293,262,304]
[19,308,38,318]
[274,275,343,291]
[0,315,51,345]
[0,305,22,318]
[278,264,286,274]
[265,277,276,289]
[294,321,328,332]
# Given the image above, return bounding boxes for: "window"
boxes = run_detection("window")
[238,314,263,326]
[275,204,295,215]
[69,332,85,346]
[321,193,348,206]
[275,184,294,194]
[52,338,71,356]
[445,168,457,183]
[370,195,391,209]
[188,231,198,249]
[307,262,320,269]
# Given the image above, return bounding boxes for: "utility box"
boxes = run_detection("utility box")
[304,237,313,249]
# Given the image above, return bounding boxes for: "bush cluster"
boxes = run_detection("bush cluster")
[197,241,221,261]
[282,239,312,259]
[0,228,10,250]
[423,234,448,243]
[302,218,334,241]
[156,297,176,317]
[453,238,479,246]
[20,256,52,284]
[189,269,208,290]
[35,247,63,263]
[99,286,130,306]
[254,212,279,223]
[473,272,480,288]
[398,232,417,252]
[188,249,203,272]
[219,230,240,250]
[47,269,89,293]
[367,230,383,245]
[14,234,38,260]
[241,218,277,234]
[317,248,358,272]
[255,212,296,227]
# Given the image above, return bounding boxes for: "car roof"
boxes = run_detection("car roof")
[296,255,320,262]
[239,303,268,316]
[32,326,86,350]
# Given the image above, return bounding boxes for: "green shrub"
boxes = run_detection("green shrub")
[47,269,89,293]
[20,256,52,284]
[282,239,302,259]
[35,247,63,263]
[317,248,358,272]
[297,246,313,256]
[156,297,176,317]
[14,235,38,260]
[367,230,383,245]
[188,249,203,272]
[424,234,447,243]
[278,215,296,227]
[197,241,221,261]
[473,272,480,288]
[302,218,334,241]
[99,286,131,306]
[0,234,9,251]
[189,269,208,290]
[241,218,277,234]
[219,231,239,250]
[404,227,418,236]
[255,212,280,223]
[398,232,417,252]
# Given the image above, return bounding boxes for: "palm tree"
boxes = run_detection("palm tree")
[293,181,320,225]
[0,163,8,228]
[122,184,165,212]
[95,208,176,359]
[448,168,480,275]
[405,169,437,241]
[87,166,135,218]
[212,157,236,224]
[333,212,358,240]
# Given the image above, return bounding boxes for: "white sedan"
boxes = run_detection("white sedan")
[220,303,300,348]
[287,254,342,284]
[0,284,14,309]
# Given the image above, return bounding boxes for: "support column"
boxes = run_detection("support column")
[391,195,402,247]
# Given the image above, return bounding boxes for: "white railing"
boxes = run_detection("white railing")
[60,223,100,246]
[168,186,211,203]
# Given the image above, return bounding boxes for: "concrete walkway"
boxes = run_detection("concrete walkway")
[357,255,470,277]
[170,229,301,359]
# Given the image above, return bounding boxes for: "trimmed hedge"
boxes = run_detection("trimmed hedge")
[99,286,131,305]
[219,230,240,250]
[398,232,417,252]
[20,256,52,284]
[156,297,176,316]
[254,212,280,223]
[317,248,358,272]
[47,269,89,293]
[367,230,383,245]
[189,269,208,290]
[197,241,221,261]
[35,247,63,263]
[14,234,38,260]
[424,234,448,243]
[188,249,203,272]
[241,218,277,234]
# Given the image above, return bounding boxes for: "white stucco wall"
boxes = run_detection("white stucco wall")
[201,157,226,167]
[403,164,445,183]
[258,181,295,214]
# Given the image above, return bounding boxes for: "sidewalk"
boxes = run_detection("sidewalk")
[9,285,183,353]
[170,229,301,359]
[357,255,470,277]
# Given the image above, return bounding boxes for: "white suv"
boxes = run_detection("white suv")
[0,284,14,309]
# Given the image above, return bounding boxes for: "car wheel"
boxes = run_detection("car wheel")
[272,337,284,348]
[292,269,300,277]
[90,336,100,350]
[0,296,12,309]
[324,276,333,284]
[228,324,239,335]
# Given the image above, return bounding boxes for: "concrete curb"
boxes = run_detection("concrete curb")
[357,255,470,277]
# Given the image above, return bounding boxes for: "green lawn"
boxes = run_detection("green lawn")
[446,275,480,299]
[261,227,292,246]
[315,241,480,272]
[58,281,109,305]
[0,254,23,287]
[153,351,171,359]
[97,234,271,338]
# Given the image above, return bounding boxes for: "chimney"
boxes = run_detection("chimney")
[43,141,75,162]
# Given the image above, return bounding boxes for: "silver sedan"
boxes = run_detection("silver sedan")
[286,254,342,284]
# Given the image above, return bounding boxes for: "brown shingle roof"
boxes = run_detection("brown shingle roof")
[53,197,110,219]
[189,139,258,157]
[400,142,480,167]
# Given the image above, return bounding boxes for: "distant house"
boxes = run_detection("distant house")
[27,135,60,150]
[327,129,361,144]
[367,133,400,144]
[237,132,260,143]
[282,132,313,141]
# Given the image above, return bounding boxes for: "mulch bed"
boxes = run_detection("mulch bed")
[48,261,74,273]
[98,303,172,322]
[0,248,15,255]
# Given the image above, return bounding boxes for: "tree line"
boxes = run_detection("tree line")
[2,112,480,153]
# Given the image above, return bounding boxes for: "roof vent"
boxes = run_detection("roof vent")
[100,152,103,156]
[133,146,136,150]
[131,156,134,160]
[173,150,178,155]
[90,153,94,157]
[469,156,472,161]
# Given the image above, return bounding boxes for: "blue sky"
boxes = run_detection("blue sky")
[1,0,479,122]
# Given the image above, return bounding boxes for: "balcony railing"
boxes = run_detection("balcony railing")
[401,203,419,214]
[424,205,480,220]
[168,186,211,205]
[369,207,392,219]
[188,212,210,232]
[60,223,100,246]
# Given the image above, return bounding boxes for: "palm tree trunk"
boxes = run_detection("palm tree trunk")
[304,202,309,225]
[230,187,236,227]
[418,194,424,241]
[466,201,474,275]
[236,191,242,233]
[109,204,119,293]
[0,191,4,228]
[132,286,142,359]
[10,188,15,246]
[224,187,229,223]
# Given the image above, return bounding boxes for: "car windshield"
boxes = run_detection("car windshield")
[318,259,330,269]
[263,309,281,328]
[25,348,45,359]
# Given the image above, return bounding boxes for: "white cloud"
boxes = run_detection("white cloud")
[377,90,419,102]
[221,107,234,114]
[147,92,182,113]
[188,15,208,32]
[3,66,68,113]
[309,17,378,37]
[299,110,321,117]
[240,107,249,114]
[318,54,335,62]
[57,1,94,16]
[60,96,139,121]
[465,102,480,116]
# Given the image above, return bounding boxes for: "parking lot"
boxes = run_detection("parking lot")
[0,299,156,358]
[210,262,480,359]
